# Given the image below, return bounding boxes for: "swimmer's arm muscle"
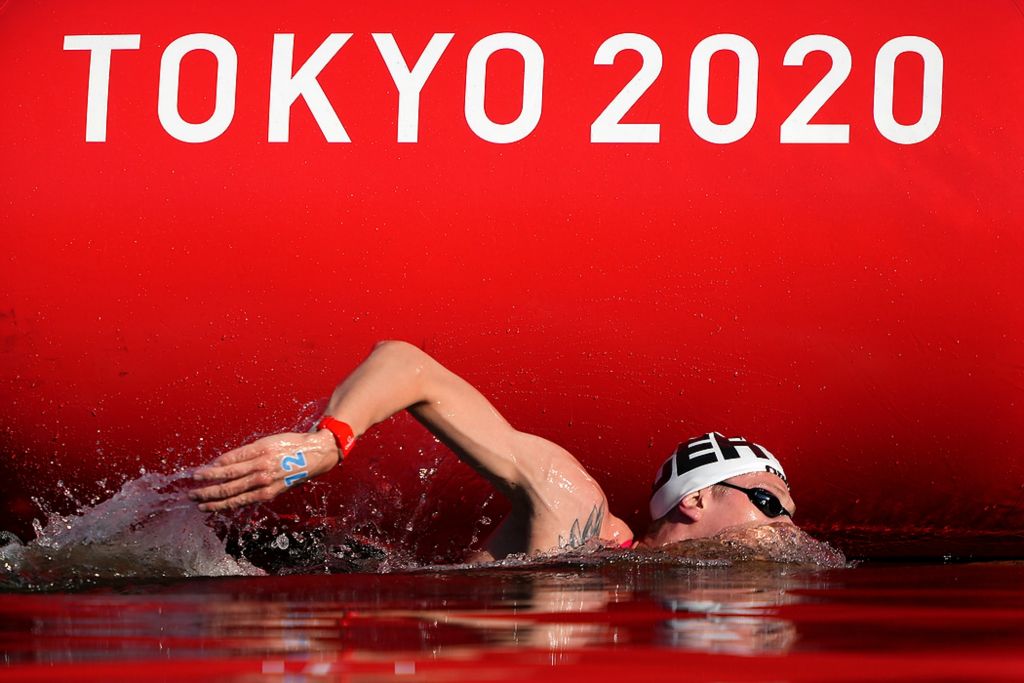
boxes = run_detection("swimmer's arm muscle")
[325,340,585,501]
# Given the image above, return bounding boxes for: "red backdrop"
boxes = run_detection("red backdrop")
[1,1,1021,558]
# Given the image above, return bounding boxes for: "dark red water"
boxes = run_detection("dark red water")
[2,560,1023,682]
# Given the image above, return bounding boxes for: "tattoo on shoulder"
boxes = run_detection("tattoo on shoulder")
[559,504,605,549]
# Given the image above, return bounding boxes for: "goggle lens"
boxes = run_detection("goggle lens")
[718,482,792,519]
[750,488,787,518]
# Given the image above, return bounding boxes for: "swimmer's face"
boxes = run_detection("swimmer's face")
[699,472,796,535]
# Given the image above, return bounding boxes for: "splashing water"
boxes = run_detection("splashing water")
[654,523,848,567]
[0,460,846,592]
[414,524,847,574]
[0,471,264,591]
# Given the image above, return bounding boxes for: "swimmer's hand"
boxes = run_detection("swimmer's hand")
[188,430,340,512]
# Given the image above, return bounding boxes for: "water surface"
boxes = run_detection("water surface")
[2,471,1022,681]
[2,560,1023,681]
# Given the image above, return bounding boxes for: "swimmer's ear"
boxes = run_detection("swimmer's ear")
[676,490,705,522]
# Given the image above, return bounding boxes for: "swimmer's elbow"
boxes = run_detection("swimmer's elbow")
[369,340,437,393]
[371,339,429,365]
[372,339,418,354]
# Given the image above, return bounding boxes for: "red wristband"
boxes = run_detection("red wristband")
[318,416,356,460]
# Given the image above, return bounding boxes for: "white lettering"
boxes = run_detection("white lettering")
[780,35,851,144]
[373,33,454,143]
[62,31,944,148]
[874,36,943,144]
[688,34,758,144]
[465,33,544,144]
[268,33,351,143]
[157,33,237,143]
[63,34,141,142]
[591,33,662,143]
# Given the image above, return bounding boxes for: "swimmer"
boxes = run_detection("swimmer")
[189,341,796,561]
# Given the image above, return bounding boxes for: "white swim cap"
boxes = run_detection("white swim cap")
[649,432,788,520]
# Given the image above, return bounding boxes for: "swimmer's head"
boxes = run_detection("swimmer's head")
[643,432,795,544]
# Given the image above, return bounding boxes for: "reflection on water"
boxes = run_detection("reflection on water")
[0,562,822,665]
[3,562,1024,681]
[402,563,813,656]
[655,565,803,653]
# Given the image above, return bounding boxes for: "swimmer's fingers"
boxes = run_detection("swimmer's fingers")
[199,448,253,471]
[190,472,283,511]
[192,458,261,483]
[201,440,271,469]
[189,470,267,502]
[194,432,306,477]
[198,483,288,512]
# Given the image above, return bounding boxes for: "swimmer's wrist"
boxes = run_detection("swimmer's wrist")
[317,416,356,466]
[309,429,342,471]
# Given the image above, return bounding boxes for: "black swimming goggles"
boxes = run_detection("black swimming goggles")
[716,482,792,519]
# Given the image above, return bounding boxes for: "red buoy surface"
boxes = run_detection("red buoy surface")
[1,1,1021,558]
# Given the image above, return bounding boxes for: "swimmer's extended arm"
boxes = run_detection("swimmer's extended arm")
[322,340,600,500]
[190,341,607,536]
